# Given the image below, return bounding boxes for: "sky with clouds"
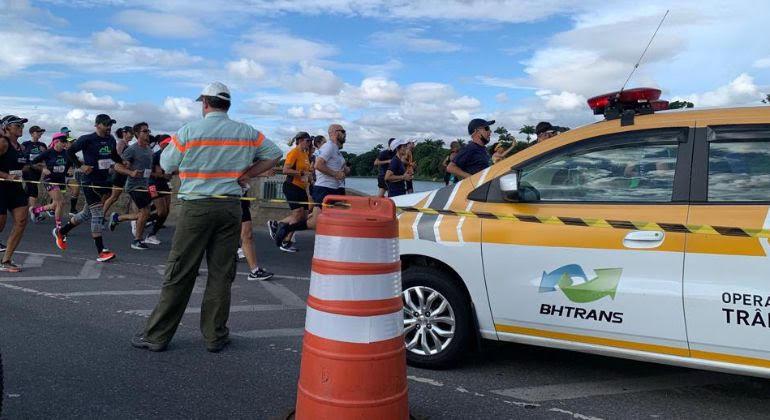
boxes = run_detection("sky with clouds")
[1,0,769,153]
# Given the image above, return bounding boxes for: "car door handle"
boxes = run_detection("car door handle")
[624,230,665,241]
[623,230,665,249]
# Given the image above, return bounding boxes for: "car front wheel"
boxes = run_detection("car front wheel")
[402,266,473,369]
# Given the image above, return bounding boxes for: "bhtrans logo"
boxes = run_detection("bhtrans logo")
[538,264,624,324]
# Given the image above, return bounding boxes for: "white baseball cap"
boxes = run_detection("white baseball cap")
[390,138,413,151]
[196,81,231,102]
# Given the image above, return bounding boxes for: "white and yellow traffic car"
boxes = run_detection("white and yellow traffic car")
[395,89,770,378]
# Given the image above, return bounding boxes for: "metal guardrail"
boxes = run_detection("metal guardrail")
[260,174,287,201]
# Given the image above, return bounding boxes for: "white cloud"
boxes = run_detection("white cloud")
[162,97,198,120]
[57,91,119,109]
[284,62,343,95]
[307,103,342,120]
[675,73,764,107]
[92,27,136,49]
[476,76,535,90]
[495,92,509,103]
[78,80,128,92]
[339,77,403,108]
[226,58,267,80]
[287,106,306,118]
[536,90,587,111]
[115,10,208,38]
[370,28,462,53]
[234,30,338,64]
[754,57,770,69]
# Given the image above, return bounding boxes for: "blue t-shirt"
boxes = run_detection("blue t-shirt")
[377,149,393,177]
[32,148,70,184]
[452,142,490,176]
[387,157,407,197]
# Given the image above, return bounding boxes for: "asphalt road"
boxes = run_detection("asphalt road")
[2,219,770,419]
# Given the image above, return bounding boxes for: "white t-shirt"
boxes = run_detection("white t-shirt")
[314,141,345,189]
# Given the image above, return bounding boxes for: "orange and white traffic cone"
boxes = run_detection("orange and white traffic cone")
[293,195,409,419]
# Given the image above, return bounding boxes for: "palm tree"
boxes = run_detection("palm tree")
[519,125,535,142]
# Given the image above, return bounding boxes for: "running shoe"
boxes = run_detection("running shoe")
[52,227,67,251]
[237,247,245,260]
[267,220,278,240]
[46,210,56,218]
[0,242,6,252]
[109,212,120,232]
[130,220,137,238]
[0,260,22,273]
[279,241,298,253]
[274,223,288,248]
[28,207,37,223]
[144,235,161,245]
[97,250,116,262]
[247,267,274,281]
[131,240,149,250]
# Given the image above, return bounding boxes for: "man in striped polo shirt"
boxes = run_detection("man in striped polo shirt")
[132,82,282,353]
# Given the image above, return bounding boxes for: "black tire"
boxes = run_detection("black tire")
[402,266,473,369]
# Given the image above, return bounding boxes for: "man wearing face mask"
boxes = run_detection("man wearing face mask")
[446,118,495,180]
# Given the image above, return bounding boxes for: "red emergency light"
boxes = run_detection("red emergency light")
[587,87,669,125]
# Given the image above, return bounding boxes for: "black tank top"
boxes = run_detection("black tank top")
[0,138,26,173]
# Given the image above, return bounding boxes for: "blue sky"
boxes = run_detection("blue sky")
[2,0,769,153]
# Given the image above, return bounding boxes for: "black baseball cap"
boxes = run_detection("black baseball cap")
[29,125,45,134]
[468,118,495,135]
[95,114,116,126]
[535,121,554,135]
[2,115,29,128]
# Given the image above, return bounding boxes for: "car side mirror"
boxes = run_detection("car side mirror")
[499,172,520,201]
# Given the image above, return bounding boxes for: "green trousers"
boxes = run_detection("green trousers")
[143,199,241,346]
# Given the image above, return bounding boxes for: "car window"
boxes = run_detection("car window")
[708,141,770,202]
[519,138,679,202]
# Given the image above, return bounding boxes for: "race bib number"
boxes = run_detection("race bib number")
[97,159,112,170]
[9,170,22,177]
[143,169,152,178]
[29,154,39,162]
[17,157,27,164]
[53,165,66,173]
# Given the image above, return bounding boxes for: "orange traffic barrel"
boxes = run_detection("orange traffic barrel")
[294,195,409,419]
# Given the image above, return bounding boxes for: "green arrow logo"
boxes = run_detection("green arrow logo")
[557,268,622,303]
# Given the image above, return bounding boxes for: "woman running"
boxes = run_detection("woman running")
[30,133,71,230]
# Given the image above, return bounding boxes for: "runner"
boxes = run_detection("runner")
[30,133,71,230]
[108,122,156,250]
[0,115,31,272]
[373,138,395,197]
[240,193,274,280]
[21,125,47,221]
[103,125,133,216]
[384,138,414,197]
[53,114,122,262]
[267,132,312,252]
[143,134,172,245]
[404,140,416,194]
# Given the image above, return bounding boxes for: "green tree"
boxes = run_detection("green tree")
[762,94,770,104]
[519,125,535,142]
[668,100,694,109]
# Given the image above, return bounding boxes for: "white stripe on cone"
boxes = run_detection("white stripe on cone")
[313,235,399,264]
[310,271,401,301]
[305,306,403,344]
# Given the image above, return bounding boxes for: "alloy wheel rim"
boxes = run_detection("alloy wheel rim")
[402,286,456,356]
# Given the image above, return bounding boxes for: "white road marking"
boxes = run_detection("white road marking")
[407,375,444,387]
[548,407,603,420]
[13,251,62,258]
[124,304,304,316]
[259,281,306,307]
[22,254,46,268]
[55,288,204,297]
[155,265,310,281]
[233,328,305,338]
[490,372,742,402]
[0,260,103,282]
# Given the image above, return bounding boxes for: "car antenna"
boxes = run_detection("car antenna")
[620,9,669,94]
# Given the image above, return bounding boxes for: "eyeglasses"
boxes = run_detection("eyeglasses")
[139,129,151,133]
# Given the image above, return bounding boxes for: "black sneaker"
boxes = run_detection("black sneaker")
[267,220,278,240]
[131,333,167,352]
[274,223,288,247]
[0,242,6,252]
[247,267,274,281]
[131,240,149,250]
[109,212,119,232]
[279,241,298,253]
